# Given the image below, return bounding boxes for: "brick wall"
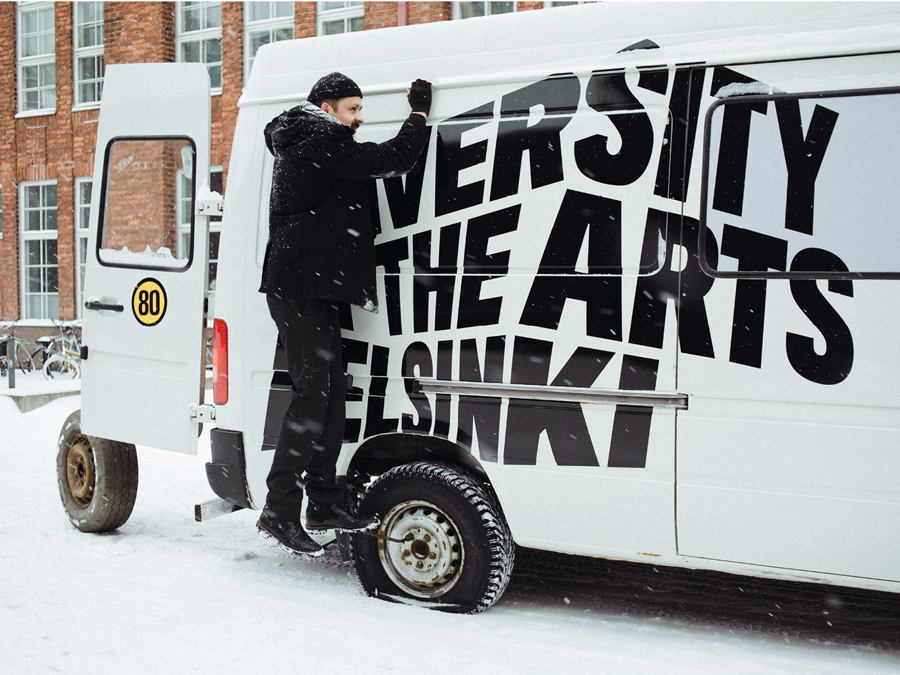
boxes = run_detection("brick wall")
[0,0,559,322]
[364,3,398,31]
[408,2,453,24]
[0,3,16,320]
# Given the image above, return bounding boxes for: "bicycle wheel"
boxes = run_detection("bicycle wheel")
[43,355,80,380]
[14,343,34,373]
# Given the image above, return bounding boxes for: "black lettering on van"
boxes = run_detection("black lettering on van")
[776,100,839,235]
[575,70,654,186]
[457,205,520,329]
[654,68,705,202]
[364,345,400,437]
[342,338,369,443]
[787,248,854,384]
[710,68,768,217]
[374,236,409,336]
[413,223,460,333]
[490,74,580,201]
[435,102,493,217]
[520,190,623,340]
[504,337,599,466]
[629,210,716,357]
[607,355,658,468]
[434,340,453,439]
[720,225,788,368]
[456,337,506,463]
[401,341,433,433]
[384,133,431,229]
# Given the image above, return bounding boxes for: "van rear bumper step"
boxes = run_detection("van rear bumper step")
[195,498,244,522]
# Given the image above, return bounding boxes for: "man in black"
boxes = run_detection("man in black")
[257,72,431,557]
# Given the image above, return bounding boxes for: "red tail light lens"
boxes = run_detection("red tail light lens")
[212,319,228,405]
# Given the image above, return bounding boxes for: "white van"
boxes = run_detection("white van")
[57,3,900,613]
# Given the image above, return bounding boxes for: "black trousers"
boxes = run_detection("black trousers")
[264,296,346,520]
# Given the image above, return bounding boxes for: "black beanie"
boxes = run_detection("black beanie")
[308,72,362,101]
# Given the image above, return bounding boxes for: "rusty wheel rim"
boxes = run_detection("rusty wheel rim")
[376,500,464,599]
[66,437,95,509]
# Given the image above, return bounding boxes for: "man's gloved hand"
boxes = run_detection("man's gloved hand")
[408,79,432,116]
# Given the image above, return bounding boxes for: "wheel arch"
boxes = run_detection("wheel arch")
[347,433,490,484]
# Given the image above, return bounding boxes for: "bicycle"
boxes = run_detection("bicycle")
[0,324,36,377]
[41,321,82,381]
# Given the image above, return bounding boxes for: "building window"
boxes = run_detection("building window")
[177,168,223,322]
[176,1,222,93]
[244,1,293,80]
[18,2,56,114]
[317,2,364,36]
[75,178,92,319]
[74,1,104,107]
[455,2,516,19]
[20,181,58,320]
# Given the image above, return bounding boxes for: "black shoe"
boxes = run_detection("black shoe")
[257,511,324,558]
[305,501,378,533]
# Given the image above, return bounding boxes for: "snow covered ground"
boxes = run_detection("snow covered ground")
[2,389,899,674]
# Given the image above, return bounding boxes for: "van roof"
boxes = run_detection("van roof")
[242,2,900,108]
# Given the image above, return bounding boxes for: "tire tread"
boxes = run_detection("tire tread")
[354,461,515,613]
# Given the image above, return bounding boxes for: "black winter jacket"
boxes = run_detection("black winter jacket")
[259,103,428,311]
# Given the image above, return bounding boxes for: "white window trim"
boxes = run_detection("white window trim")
[316,2,364,37]
[176,166,223,324]
[17,1,56,116]
[243,1,294,84]
[72,1,104,110]
[74,177,92,319]
[176,1,223,95]
[453,2,518,20]
[19,180,59,321]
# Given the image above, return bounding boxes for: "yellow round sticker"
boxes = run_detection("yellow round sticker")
[132,278,167,327]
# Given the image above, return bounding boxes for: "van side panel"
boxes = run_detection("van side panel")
[217,5,900,591]
[677,55,900,582]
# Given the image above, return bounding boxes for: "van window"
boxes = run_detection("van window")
[701,88,900,278]
[98,136,196,271]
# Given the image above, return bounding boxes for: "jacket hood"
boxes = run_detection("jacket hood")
[265,102,346,154]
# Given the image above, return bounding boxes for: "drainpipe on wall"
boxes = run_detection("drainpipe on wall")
[397,2,407,26]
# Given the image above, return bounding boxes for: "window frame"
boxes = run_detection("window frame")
[176,166,222,324]
[72,0,104,110]
[19,179,59,321]
[453,1,517,20]
[243,1,294,83]
[96,135,197,273]
[176,0,223,95]
[17,1,56,116]
[699,85,900,281]
[74,177,93,319]
[316,1,364,37]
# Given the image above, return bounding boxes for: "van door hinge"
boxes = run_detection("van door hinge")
[195,197,224,217]
[189,404,216,423]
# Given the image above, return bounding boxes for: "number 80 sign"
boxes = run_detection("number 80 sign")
[132,278,168,327]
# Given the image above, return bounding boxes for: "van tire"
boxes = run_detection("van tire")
[56,410,139,533]
[350,461,514,613]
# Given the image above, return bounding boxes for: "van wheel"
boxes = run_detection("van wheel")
[56,410,139,533]
[351,462,514,614]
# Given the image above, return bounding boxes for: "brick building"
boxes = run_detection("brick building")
[0,1,579,329]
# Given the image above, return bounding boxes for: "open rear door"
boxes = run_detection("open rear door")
[81,64,211,455]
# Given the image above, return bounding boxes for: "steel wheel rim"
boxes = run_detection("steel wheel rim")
[66,438,95,509]
[377,499,464,599]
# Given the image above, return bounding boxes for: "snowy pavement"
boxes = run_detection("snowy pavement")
[2,393,899,674]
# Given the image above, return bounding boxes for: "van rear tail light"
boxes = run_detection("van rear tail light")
[212,318,228,405]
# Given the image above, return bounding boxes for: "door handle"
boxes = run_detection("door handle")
[85,300,125,312]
